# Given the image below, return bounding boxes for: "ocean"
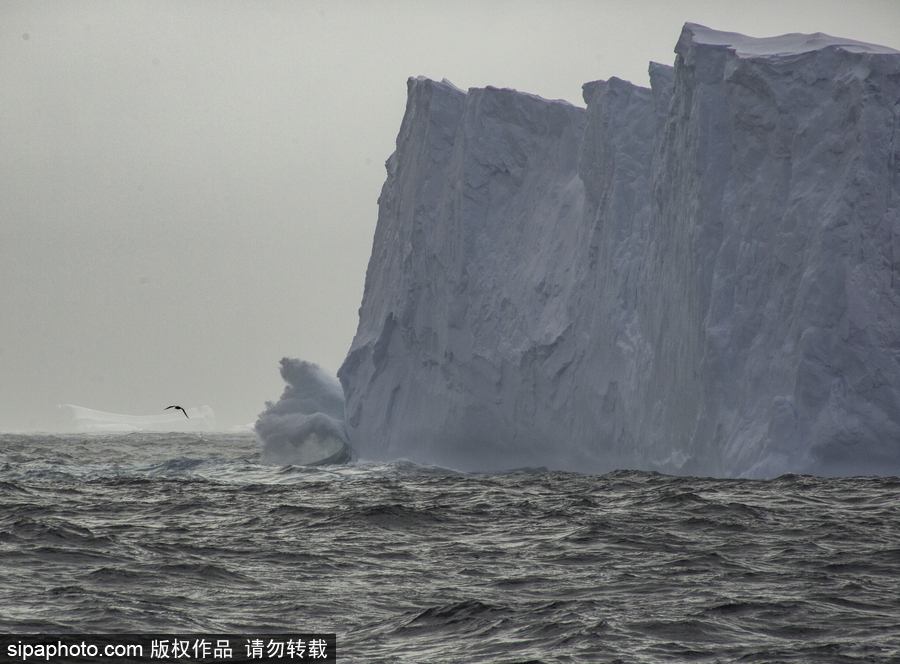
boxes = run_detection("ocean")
[1,432,898,663]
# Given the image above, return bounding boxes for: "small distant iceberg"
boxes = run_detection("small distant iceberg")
[57,404,216,432]
[255,358,352,466]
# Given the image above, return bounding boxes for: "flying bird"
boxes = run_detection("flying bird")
[165,405,189,419]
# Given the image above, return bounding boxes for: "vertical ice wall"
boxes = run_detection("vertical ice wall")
[339,25,900,476]
[340,76,590,470]
[645,24,900,476]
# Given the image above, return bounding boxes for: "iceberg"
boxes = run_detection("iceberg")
[255,359,352,466]
[57,404,216,432]
[337,24,900,477]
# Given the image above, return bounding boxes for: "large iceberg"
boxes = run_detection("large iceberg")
[337,24,900,477]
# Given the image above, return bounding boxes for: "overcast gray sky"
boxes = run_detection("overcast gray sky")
[2,0,898,431]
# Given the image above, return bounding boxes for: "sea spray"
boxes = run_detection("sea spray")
[255,359,351,466]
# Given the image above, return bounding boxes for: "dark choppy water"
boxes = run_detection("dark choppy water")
[1,432,899,663]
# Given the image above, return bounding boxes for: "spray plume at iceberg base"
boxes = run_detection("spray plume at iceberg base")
[263,23,900,477]
[254,358,351,466]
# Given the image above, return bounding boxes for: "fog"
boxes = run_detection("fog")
[2,0,898,431]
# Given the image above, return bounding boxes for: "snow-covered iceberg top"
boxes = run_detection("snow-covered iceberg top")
[57,405,215,432]
[682,22,900,57]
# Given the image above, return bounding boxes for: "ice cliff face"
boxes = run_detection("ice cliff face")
[339,25,900,477]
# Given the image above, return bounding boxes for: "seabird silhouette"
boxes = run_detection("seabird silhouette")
[165,405,189,419]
